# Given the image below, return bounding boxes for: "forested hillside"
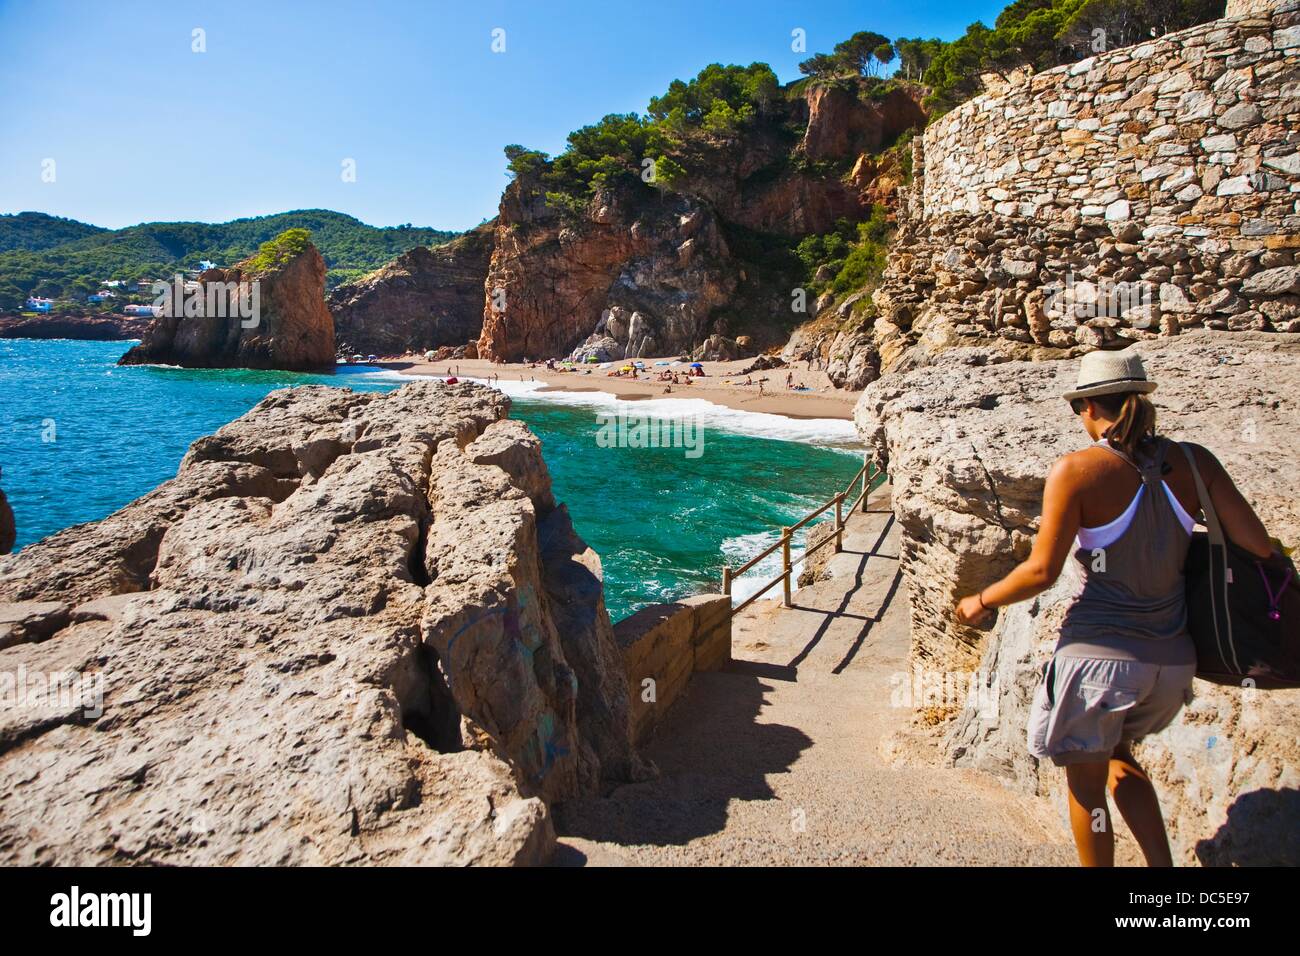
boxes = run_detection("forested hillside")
[0,210,458,307]
[0,213,108,254]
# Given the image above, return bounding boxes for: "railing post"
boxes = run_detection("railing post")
[861,460,872,513]
[781,527,792,608]
[835,493,843,553]
[722,565,732,597]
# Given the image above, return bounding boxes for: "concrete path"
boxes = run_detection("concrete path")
[554,487,1112,865]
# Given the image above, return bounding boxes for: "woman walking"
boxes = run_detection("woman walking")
[955,350,1273,866]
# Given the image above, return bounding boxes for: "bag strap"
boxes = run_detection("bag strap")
[1180,441,1241,674]
[1179,442,1223,546]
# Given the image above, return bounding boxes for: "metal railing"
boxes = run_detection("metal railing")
[721,455,879,617]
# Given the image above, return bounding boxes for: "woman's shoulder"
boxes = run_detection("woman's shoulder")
[1048,446,1117,490]
[1053,444,1118,472]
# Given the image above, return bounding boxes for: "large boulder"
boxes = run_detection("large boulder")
[855,332,1300,865]
[119,230,335,372]
[692,334,739,362]
[569,335,624,365]
[0,381,642,864]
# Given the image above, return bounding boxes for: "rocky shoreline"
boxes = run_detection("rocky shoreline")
[0,313,150,341]
[0,382,647,864]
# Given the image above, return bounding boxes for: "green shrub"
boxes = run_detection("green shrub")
[830,206,892,295]
[240,228,313,274]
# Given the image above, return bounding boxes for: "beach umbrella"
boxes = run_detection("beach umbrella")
[690,362,703,368]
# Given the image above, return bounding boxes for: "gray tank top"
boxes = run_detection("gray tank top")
[1056,436,1197,665]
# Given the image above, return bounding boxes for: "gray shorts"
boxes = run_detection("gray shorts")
[1026,656,1196,766]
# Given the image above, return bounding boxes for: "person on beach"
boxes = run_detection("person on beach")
[953,350,1273,867]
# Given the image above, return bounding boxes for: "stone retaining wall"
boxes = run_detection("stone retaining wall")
[864,0,1300,380]
[615,595,732,743]
[921,2,1298,233]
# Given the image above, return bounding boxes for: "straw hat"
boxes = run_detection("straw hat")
[1062,349,1157,401]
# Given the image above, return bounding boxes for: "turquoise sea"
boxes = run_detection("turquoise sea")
[0,339,866,620]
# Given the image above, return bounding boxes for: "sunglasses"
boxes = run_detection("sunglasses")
[1068,398,1087,415]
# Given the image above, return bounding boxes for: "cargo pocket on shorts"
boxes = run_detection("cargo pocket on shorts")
[1080,682,1140,712]
[1026,660,1057,757]
[1068,681,1140,754]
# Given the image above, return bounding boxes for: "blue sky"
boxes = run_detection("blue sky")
[0,0,1007,231]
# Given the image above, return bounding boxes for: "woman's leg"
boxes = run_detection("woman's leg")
[1065,760,1114,866]
[1107,744,1173,867]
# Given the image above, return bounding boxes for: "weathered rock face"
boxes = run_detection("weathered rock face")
[692,334,741,362]
[328,224,494,357]
[855,332,1300,864]
[119,242,335,372]
[801,83,926,163]
[479,181,738,363]
[831,3,1300,389]
[0,381,641,864]
[477,82,927,364]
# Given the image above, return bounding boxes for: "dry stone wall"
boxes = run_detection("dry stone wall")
[866,0,1300,382]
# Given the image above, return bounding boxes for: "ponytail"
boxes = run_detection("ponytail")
[1093,391,1157,460]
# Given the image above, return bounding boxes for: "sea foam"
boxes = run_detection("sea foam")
[355,369,862,449]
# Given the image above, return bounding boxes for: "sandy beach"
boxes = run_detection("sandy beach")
[380,355,861,420]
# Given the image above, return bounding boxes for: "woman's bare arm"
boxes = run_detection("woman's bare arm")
[955,456,1083,623]
[1191,444,1273,558]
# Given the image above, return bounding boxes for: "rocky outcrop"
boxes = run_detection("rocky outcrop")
[479,181,738,363]
[692,334,741,362]
[328,224,494,357]
[119,237,335,372]
[476,81,927,364]
[0,381,643,864]
[801,83,926,163]
[829,2,1300,389]
[855,331,1300,865]
[0,313,152,341]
